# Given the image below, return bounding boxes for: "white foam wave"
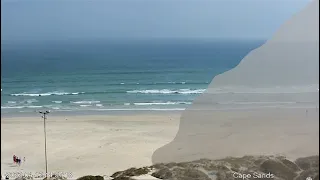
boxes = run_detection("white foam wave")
[11,91,85,97]
[133,101,192,106]
[52,101,62,104]
[80,105,92,107]
[26,105,43,108]
[1,106,24,109]
[26,99,38,104]
[1,105,43,109]
[127,89,206,94]
[71,101,100,104]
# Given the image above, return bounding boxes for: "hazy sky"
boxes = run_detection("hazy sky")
[1,0,312,42]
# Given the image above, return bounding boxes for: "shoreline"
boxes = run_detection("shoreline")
[1,107,318,178]
[1,104,318,118]
[0,109,184,119]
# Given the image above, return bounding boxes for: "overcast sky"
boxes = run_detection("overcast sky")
[1,0,312,42]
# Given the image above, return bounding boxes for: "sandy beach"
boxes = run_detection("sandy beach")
[1,113,180,178]
[1,108,319,179]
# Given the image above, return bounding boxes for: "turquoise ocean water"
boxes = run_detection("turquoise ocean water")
[1,39,264,115]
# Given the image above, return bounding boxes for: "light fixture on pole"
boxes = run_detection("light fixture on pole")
[39,110,50,179]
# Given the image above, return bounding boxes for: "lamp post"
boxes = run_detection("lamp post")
[39,110,50,179]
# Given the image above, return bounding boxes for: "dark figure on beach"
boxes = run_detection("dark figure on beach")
[13,155,16,163]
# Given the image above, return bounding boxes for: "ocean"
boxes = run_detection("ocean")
[1,39,264,115]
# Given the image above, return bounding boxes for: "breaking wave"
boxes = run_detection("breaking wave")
[127,89,206,94]
[11,92,85,97]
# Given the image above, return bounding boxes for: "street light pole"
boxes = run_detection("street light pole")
[39,110,50,179]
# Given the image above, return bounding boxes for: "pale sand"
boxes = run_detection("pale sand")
[1,108,319,178]
[152,107,319,164]
[1,113,180,178]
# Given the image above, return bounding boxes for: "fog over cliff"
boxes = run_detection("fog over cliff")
[152,0,319,164]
